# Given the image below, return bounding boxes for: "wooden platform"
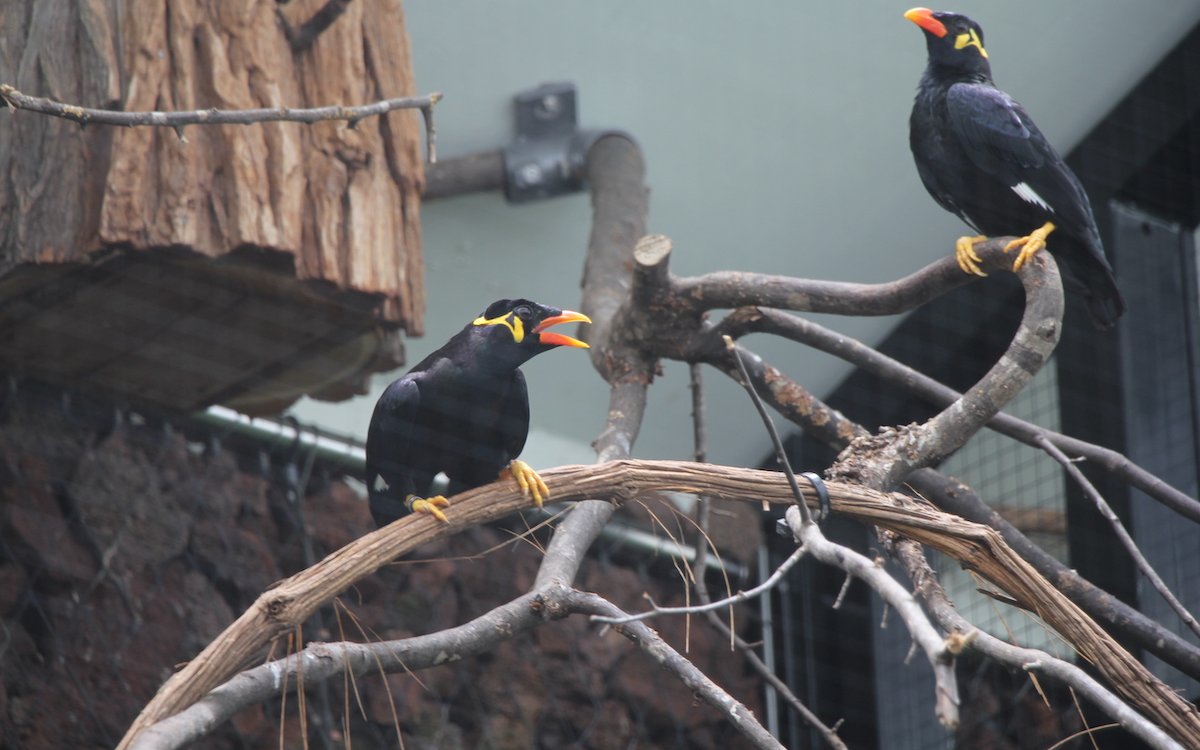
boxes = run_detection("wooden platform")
[0,249,403,414]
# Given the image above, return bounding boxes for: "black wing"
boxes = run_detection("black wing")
[945,83,1093,232]
[366,375,422,526]
[499,370,531,461]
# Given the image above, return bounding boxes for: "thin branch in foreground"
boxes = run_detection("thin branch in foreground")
[722,335,814,527]
[723,338,960,728]
[1035,433,1200,641]
[590,546,806,625]
[687,362,848,749]
[889,538,1185,750]
[724,332,961,727]
[567,591,785,750]
[780,506,961,728]
[0,84,441,163]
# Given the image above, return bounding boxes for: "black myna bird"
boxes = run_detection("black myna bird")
[366,299,590,526]
[905,7,1124,328]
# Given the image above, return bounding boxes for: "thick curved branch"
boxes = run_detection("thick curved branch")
[826,247,1062,488]
[720,306,1200,524]
[118,459,1200,747]
[0,84,441,162]
[628,237,1198,743]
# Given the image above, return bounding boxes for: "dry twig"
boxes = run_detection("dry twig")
[0,84,441,162]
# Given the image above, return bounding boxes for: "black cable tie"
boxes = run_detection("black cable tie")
[800,471,831,522]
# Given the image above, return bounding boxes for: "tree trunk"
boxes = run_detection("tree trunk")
[0,0,425,413]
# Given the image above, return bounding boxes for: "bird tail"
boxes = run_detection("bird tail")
[1077,260,1125,330]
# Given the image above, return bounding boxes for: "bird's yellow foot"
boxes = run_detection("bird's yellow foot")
[406,494,450,523]
[500,459,549,508]
[955,234,989,276]
[1003,221,1056,271]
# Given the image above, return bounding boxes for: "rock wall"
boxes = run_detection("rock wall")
[0,385,762,748]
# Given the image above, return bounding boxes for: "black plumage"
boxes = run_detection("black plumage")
[905,7,1124,328]
[366,299,590,526]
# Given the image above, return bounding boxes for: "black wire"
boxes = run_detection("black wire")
[724,341,815,526]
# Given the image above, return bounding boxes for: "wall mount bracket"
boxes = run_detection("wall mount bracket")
[503,82,629,203]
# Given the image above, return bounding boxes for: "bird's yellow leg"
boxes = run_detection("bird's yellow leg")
[955,234,989,277]
[500,459,549,508]
[1003,221,1056,271]
[406,494,450,523]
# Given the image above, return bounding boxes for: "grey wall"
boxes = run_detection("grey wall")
[294,2,1200,470]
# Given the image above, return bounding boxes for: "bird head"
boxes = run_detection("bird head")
[905,8,991,76]
[470,298,590,365]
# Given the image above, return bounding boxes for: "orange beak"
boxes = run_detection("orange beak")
[532,310,591,349]
[904,7,947,38]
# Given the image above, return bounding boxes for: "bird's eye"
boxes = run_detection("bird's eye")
[514,305,532,319]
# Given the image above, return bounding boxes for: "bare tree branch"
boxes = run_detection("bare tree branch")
[647,237,1200,745]
[1036,433,1200,640]
[129,589,552,750]
[826,246,1063,488]
[720,305,1200,524]
[713,305,1200,677]
[122,458,1200,745]
[0,84,441,162]
[782,506,961,728]
[673,257,975,316]
[889,539,1185,750]
[536,133,650,593]
[567,591,786,750]
[906,467,1200,680]
[721,335,959,727]
[131,582,787,750]
[687,362,848,749]
[703,314,1200,678]
[590,546,807,625]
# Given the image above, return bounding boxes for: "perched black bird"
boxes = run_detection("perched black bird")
[905,7,1124,328]
[366,299,590,526]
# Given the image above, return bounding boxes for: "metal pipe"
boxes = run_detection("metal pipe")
[195,405,746,578]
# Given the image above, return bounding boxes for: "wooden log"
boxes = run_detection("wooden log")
[0,0,425,413]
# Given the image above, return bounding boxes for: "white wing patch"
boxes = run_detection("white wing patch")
[1012,182,1052,212]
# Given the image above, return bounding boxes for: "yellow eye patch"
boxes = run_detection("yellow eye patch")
[473,312,525,342]
[954,29,987,58]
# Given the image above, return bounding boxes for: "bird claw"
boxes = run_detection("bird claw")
[407,494,450,523]
[954,235,989,276]
[1003,221,1056,271]
[501,459,549,508]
